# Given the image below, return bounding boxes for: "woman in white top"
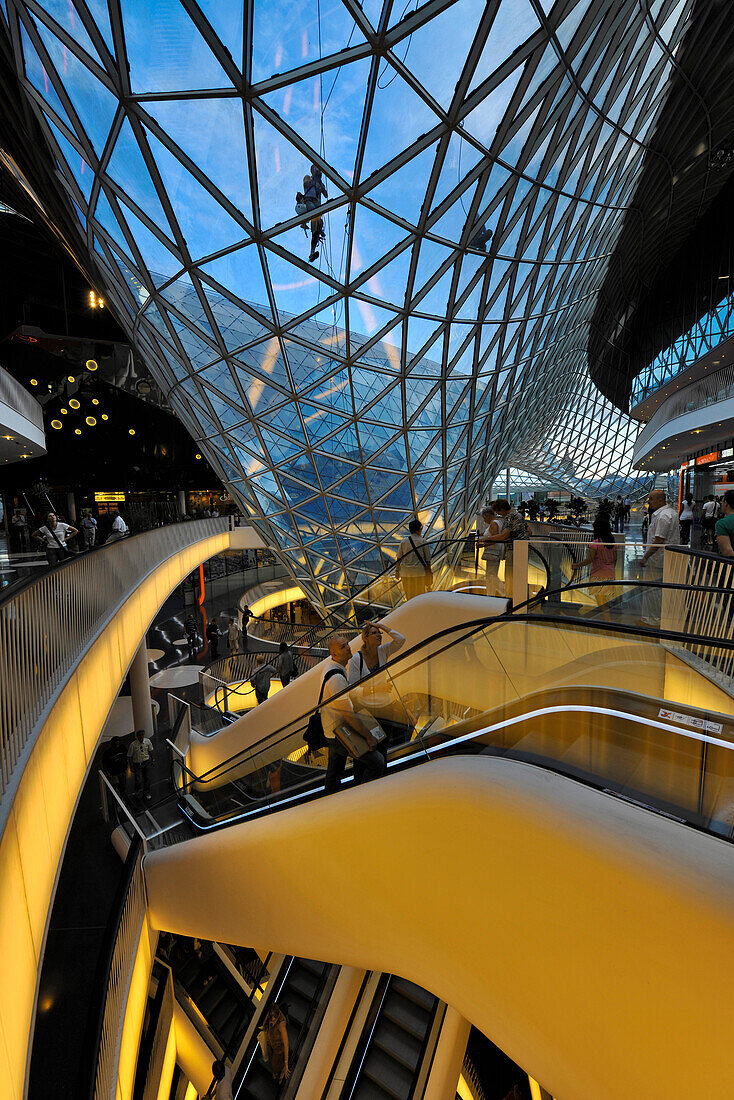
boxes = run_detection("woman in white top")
[679,495,695,546]
[347,621,408,747]
[476,505,504,597]
[32,512,78,566]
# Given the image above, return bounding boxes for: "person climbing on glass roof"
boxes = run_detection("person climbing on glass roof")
[468,224,493,253]
[303,164,327,263]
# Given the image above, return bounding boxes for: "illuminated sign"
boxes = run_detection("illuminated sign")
[695,451,720,466]
[94,491,126,502]
[722,447,734,458]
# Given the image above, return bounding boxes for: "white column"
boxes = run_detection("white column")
[130,638,154,737]
[422,1007,471,1100]
[177,490,186,516]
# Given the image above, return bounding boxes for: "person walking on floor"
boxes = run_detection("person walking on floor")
[227,616,241,653]
[276,641,298,686]
[127,729,155,802]
[395,518,432,600]
[320,635,386,794]
[206,619,221,660]
[32,511,78,565]
[251,653,277,704]
[102,735,128,801]
[679,494,695,546]
[476,505,504,597]
[639,489,680,626]
[185,613,198,660]
[80,508,97,550]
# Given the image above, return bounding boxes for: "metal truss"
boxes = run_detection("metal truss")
[1,0,693,607]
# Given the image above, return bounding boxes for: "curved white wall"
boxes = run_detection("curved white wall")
[145,756,734,1100]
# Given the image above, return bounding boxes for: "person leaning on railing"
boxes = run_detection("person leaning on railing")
[715,489,734,558]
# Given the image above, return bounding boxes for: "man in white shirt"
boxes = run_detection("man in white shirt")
[32,512,78,565]
[321,635,386,794]
[639,490,680,625]
[701,495,719,549]
[395,518,431,600]
[127,729,155,801]
[107,510,129,542]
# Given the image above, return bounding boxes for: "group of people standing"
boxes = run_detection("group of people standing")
[13,508,128,565]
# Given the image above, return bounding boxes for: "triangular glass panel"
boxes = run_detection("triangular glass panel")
[468,0,540,96]
[144,97,252,223]
[350,204,408,279]
[33,17,117,153]
[19,24,75,132]
[116,203,183,286]
[146,130,249,262]
[194,0,244,69]
[360,70,441,181]
[366,141,439,227]
[32,0,103,64]
[83,0,115,53]
[106,118,171,229]
[462,70,527,150]
[265,247,332,322]
[398,0,485,110]
[119,0,234,92]
[251,0,366,83]
[412,238,455,300]
[429,186,478,248]
[46,118,93,201]
[355,243,413,309]
[198,283,272,352]
[286,303,348,359]
[412,266,453,319]
[262,56,371,184]
[349,299,401,347]
[201,245,273,319]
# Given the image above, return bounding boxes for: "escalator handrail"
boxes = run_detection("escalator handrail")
[172,578,734,794]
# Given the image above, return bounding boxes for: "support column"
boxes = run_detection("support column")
[505,467,511,500]
[130,638,154,737]
[177,489,186,517]
[66,491,77,523]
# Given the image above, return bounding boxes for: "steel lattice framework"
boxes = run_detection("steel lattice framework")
[1,0,691,605]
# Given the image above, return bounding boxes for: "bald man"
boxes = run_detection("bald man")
[639,489,680,625]
[320,635,386,794]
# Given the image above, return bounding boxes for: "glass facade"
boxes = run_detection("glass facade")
[1,0,690,604]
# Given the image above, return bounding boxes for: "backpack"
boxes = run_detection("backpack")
[304,668,346,751]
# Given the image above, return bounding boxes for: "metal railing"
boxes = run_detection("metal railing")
[635,361,734,453]
[87,836,146,1100]
[0,517,229,810]
[0,366,44,430]
[663,546,734,686]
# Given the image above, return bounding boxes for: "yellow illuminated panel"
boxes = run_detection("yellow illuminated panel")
[205,678,283,713]
[184,1084,197,1100]
[249,586,305,618]
[118,921,153,1100]
[456,1074,473,1100]
[155,1019,177,1100]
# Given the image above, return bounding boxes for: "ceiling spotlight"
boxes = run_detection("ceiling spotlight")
[74,428,82,435]
[69,398,81,409]
[101,413,109,421]
[60,407,68,415]
[67,375,75,383]
[86,359,98,371]
[195,453,202,460]
[20,453,30,458]
[86,416,97,426]
[3,435,14,441]
[50,419,63,429]
[128,428,135,435]
[136,379,152,395]
[92,398,99,405]
[30,378,38,385]
[88,291,104,309]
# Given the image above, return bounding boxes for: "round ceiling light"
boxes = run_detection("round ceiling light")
[86,359,98,371]
[69,398,81,409]
[50,419,63,430]
[86,416,97,426]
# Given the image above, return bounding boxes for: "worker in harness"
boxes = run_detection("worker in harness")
[295,164,328,262]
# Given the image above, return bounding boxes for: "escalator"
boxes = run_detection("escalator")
[174,940,258,1053]
[235,956,335,1098]
[345,977,439,1100]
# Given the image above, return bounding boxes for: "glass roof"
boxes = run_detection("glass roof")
[4,0,692,605]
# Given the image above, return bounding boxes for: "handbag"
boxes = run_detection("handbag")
[304,667,346,751]
[49,525,73,559]
[408,534,433,590]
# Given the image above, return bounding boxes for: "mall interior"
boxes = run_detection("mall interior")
[1,2,734,1099]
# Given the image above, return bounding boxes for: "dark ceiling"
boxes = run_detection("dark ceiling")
[589,0,734,410]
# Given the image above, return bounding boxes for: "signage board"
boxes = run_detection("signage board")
[658,708,723,735]
[695,451,719,466]
[94,491,126,502]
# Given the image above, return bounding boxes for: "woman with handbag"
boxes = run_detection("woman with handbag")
[32,512,78,566]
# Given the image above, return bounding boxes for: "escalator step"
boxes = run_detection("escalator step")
[198,982,229,1016]
[382,997,431,1042]
[352,1080,397,1100]
[390,978,436,1014]
[297,957,328,978]
[361,1047,415,1100]
[288,967,321,1001]
[372,1019,423,1072]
